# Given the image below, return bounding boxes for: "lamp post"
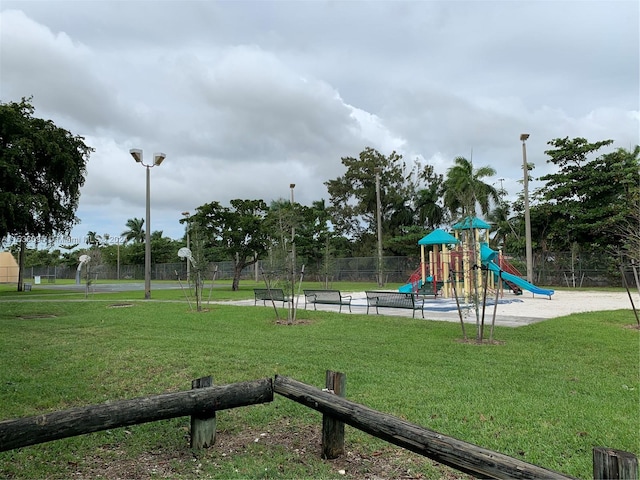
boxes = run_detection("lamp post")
[520,134,533,284]
[375,168,383,287]
[181,211,190,284]
[116,238,120,281]
[130,148,165,299]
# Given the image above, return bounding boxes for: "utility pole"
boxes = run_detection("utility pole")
[520,134,533,284]
[375,168,384,287]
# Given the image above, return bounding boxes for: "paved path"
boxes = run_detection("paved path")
[217,290,634,328]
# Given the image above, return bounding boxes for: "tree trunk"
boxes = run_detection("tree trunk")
[232,262,243,291]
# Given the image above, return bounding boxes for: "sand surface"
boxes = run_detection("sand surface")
[468,289,632,318]
[341,290,637,327]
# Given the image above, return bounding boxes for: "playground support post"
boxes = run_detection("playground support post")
[490,271,501,341]
[442,245,451,298]
[479,265,490,342]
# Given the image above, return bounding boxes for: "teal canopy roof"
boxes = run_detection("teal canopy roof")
[418,229,459,246]
[452,216,491,230]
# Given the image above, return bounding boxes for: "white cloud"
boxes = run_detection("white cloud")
[1,1,637,243]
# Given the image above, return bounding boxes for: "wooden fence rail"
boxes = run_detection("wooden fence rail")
[0,378,273,452]
[1,373,636,479]
[274,374,576,480]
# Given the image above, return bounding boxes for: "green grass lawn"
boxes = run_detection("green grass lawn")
[0,289,638,479]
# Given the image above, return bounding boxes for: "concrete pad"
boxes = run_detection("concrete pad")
[219,290,634,328]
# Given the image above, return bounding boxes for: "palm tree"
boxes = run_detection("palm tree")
[121,217,145,243]
[414,183,446,229]
[443,156,499,220]
[86,231,101,247]
[486,201,517,249]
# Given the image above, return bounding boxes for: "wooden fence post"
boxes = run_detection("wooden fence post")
[274,375,576,479]
[593,447,638,480]
[190,376,216,448]
[321,370,346,459]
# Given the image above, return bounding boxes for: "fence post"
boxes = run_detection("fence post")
[190,376,216,448]
[593,447,638,480]
[321,370,346,459]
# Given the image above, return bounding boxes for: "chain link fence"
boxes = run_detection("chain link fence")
[24,252,634,288]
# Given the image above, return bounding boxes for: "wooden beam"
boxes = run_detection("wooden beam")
[0,378,273,452]
[273,375,576,480]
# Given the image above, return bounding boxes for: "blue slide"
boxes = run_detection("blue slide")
[398,282,415,293]
[485,262,554,298]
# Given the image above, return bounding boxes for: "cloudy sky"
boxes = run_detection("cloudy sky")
[1,0,638,249]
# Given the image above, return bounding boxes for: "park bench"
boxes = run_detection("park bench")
[303,289,352,313]
[365,291,424,318]
[253,288,291,307]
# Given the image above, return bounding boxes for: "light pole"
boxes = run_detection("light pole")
[375,167,383,287]
[181,211,190,284]
[130,148,165,299]
[116,238,120,281]
[520,134,533,284]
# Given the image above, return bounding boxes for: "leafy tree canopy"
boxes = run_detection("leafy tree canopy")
[189,199,270,290]
[0,98,93,242]
[443,156,499,221]
[534,137,639,252]
[121,217,145,243]
[325,147,444,255]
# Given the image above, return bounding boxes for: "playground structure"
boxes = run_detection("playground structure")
[400,216,554,301]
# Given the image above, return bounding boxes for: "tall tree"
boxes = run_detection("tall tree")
[0,98,93,290]
[121,217,145,243]
[326,148,401,242]
[443,156,499,222]
[535,138,639,252]
[414,178,446,231]
[265,197,297,270]
[297,199,336,271]
[264,198,339,276]
[86,231,101,247]
[325,147,439,255]
[486,182,517,250]
[149,231,179,264]
[189,199,270,291]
